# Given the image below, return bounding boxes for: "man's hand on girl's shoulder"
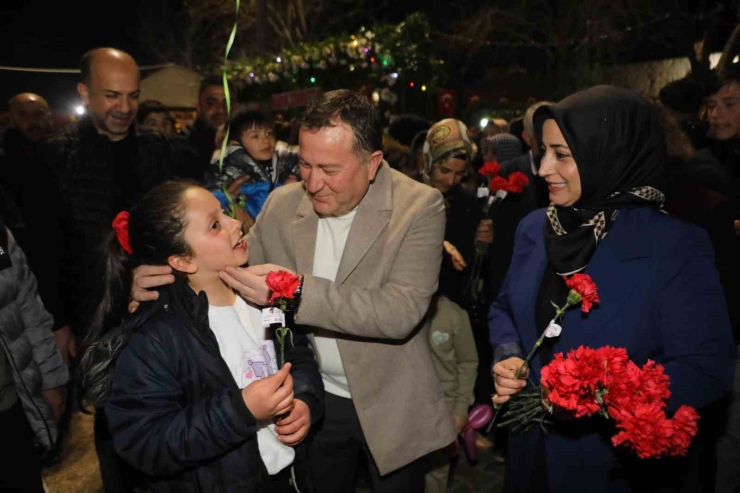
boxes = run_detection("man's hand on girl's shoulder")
[129,264,176,313]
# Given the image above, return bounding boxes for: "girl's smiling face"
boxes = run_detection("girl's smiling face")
[173,187,248,276]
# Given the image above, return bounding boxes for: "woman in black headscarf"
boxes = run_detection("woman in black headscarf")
[489,86,735,492]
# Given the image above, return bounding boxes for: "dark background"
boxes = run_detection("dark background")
[1,0,738,112]
[1,0,151,112]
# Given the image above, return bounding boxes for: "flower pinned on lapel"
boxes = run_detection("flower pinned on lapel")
[565,273,600,313]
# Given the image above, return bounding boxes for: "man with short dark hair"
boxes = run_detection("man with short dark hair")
[708,70,740,143]
[223,89,456,491]
[183,75,227,180]
[707,69,740,220]
[136,100,174,137]
[706,66,740,493]
[133,89,457,492]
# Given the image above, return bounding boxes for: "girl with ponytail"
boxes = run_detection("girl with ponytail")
[80,180,322,492]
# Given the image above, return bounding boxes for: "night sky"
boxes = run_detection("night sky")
[1,0,736,113]
[0,0,147,112]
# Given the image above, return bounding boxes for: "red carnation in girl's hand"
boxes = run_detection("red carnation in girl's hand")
[506,171,530,193]
[565,273,600,313]
[265,270,301,303]
[479,161,501,176]
[489,175,509,193]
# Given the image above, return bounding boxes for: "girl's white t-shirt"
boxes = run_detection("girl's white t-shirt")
[207,295,295,475]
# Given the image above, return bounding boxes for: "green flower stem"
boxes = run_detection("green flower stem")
[490,290,582,434]
[498,406,543,428]
[275,326,294,369]
[514,309,560,379]
[274,298,294,369]
[506,399,542,412]
[514,294,579,380]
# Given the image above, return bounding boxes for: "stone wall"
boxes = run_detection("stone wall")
[601,53,721,99]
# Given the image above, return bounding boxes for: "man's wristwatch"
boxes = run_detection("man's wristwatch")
[293,275,305,309]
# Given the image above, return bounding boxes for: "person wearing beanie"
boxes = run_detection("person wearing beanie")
[485,133,524,165]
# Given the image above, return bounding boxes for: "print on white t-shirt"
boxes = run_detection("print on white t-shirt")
[208,296,294,475]
[242,343,278,383]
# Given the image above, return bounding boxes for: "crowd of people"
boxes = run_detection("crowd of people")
[0,42,737,493]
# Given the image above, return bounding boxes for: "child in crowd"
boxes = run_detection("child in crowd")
[425,295,478,493]
[80,180,323,493]
[136,100,174,138]
[205,111,300,192]
[205,111,300,224]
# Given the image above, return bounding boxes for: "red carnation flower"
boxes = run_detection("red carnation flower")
[534,344,699,460]
[506,171,530,193]
[565,273,600,313]
[489,175,509,193]
[611,402,674,459]
[479,161,501,176]
[266,270,301,304]
[668,406,699,457]
[637,360,671,406]
[541,346,604,418]
[604,360,642,420]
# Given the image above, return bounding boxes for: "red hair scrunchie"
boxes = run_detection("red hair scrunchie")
[112,211,133,255]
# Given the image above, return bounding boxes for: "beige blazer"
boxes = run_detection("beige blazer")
[247,163,457,475]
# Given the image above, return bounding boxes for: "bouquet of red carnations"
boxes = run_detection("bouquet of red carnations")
[500,345,700,459]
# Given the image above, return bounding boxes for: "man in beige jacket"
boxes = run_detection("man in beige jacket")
[222,90,457,491]
[133,90,456,491]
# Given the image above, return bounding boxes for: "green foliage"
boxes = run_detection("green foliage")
[226,13,446,101]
